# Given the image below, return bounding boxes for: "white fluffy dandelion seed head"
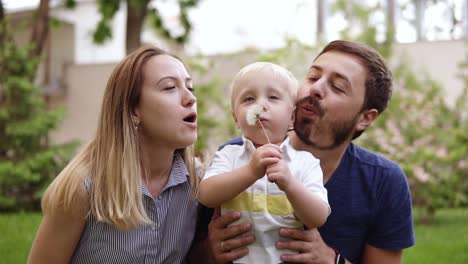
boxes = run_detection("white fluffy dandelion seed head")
[246,104,264,126]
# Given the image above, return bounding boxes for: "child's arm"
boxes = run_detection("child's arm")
[199,144,282,208]
[199,165,258,208]
[266,160,329,228]
[28,183,89,264]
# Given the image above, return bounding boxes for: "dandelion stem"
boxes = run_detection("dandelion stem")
[257,119,271,144]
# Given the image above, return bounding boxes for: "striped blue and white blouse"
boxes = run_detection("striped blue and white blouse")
[71,154,198,264]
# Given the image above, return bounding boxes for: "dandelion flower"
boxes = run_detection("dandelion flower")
[247,104,264,125]
[246,104,270,143]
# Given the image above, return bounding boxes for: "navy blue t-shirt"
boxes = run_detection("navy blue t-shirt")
[199,138,415,263]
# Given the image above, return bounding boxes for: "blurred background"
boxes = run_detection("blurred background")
[0,0,467,263]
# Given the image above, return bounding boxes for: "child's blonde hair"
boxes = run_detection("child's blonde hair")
[230,62,298,111]
[41,47,198,230]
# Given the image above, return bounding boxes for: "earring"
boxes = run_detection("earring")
[132,116,140,130]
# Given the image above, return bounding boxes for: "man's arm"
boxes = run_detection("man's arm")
[362,244,402,264]
[276,228,403,264]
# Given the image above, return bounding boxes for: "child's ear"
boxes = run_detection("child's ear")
[232,111,240,129]
[289,106,296,129]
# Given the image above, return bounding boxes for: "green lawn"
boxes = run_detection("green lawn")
[0,208,467,263]
[0,212,42,264]
[404,208,468,263]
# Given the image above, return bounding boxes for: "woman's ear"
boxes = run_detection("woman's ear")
[131,107,141,130]
[356,108,378,131]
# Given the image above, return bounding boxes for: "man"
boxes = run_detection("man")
[196,40,415,264]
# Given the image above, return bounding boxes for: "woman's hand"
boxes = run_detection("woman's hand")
[207,208,255,264]
[276,227,336,264]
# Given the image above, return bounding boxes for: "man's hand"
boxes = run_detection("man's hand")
[207,208,255,264]
[276,227,335,264]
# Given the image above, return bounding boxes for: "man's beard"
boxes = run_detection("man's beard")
[294,96,359,150]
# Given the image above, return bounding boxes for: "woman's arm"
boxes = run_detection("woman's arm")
[28,184,89,264]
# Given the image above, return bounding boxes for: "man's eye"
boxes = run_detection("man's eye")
[308,76,319,82]
[332,85,345,93]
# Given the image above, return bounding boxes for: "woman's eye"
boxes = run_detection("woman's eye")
[164,86,176,90]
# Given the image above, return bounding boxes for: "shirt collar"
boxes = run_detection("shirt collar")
[241,135,294,161]
[141,153,189,198]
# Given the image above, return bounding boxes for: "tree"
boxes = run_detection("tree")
[66,0,200,54]
[30,0,50,58]
[0,4,78,211]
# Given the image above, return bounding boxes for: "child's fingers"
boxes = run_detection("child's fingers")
[267,173,278,183]
[260,157,279,167]
[264,143,282,153]
[259,147,282,159]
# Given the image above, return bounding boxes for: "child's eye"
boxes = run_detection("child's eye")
[243,96,255,102]
[164,86,176,91]
[187,86,194,93]
[269,95,279,100]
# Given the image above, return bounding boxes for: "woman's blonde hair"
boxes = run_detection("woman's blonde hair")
[42,47,198,230]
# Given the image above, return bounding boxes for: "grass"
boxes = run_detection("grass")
[0,212,42,264]
[404,208,468,263]
[0,208,467,263]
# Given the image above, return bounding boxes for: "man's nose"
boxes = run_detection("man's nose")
[308,79,326,99]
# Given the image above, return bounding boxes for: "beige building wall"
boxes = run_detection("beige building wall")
[50,63,114,145]
[393,40,466,105]
[51,40,466,148]
[7,12,75,96]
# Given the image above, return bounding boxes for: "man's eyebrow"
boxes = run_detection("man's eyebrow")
[309,65,322,71]
[332,72,351,85]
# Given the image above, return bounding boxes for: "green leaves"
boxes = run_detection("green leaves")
[0,22,78,211]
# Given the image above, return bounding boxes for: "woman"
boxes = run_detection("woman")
[28,46,199,263]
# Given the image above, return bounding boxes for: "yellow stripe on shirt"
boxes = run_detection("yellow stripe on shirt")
[222,192,295,216]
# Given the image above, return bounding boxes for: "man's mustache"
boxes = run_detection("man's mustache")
[296,96,324,117]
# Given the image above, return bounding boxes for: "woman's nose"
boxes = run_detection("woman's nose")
[183,88,196,106]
